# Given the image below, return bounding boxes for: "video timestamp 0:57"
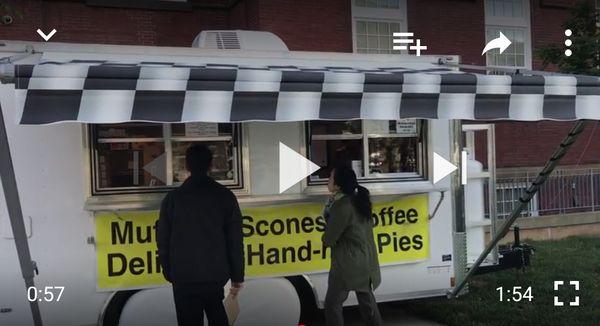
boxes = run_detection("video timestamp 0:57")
[27,286,65,302]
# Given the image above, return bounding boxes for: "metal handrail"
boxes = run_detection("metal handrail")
[493,167,600,217]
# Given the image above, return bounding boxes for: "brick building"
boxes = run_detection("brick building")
[1,0,599,217]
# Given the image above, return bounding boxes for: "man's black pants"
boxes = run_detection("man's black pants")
[172,282,228,326]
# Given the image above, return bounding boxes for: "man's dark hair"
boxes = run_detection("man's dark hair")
[185,144,213,175]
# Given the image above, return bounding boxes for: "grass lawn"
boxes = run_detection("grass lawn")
[404,236,600,326]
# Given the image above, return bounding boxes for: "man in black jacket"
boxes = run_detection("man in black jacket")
[156,144,244,326]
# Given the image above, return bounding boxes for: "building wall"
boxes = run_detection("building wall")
[494,121,600,167]
[229,0,260,30]
[531,0,576,70]
[0,0,229,46]
[0,0,597,169]
[256,0,353,52]
[408,0,486,66]
[486,211,600,244]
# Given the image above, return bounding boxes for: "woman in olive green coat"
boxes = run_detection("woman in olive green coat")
[322,166,382,326]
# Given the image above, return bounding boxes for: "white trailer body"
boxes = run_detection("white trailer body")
[0,36,492,326]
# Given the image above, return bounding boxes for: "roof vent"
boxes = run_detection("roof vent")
[201,31,241,50]
[192,30,289,51]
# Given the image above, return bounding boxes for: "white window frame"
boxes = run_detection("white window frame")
[89,123,246,195]
[351,0,408,53]
[305,119,427,186]
[484,0,532,70]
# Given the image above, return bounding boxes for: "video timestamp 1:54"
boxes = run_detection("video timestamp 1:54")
[496,286,533,302]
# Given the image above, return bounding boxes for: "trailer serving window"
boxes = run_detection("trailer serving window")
[90,123,243,194]
[307,119,426,184]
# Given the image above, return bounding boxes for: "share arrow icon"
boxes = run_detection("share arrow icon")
[482,31,511,55]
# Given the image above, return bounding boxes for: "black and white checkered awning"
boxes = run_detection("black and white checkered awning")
[13,60,600,124]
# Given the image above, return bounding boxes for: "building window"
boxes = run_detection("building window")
[486,27,526,67]
[355,0,400,9]
[90,123,243,194]
[356,21,402,54]
[485,0,525,18]
[596,1,600,26]
[306,119,426,184]
[86,0,191,11]
[351,0,408,54]
[484,0,531,70]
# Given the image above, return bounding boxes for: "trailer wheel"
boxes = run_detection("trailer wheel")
[286,275,322,324]
[235,277,301,325]
[98,290,139,326]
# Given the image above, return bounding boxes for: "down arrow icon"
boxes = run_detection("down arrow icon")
[37,29,57,41]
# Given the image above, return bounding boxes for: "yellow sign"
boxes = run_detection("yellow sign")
[95,195,429,290]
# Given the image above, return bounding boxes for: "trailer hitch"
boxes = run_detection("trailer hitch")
[474,226,535,275]
[509,226,535,270]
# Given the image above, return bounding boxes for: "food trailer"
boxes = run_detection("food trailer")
[0,31,594,326]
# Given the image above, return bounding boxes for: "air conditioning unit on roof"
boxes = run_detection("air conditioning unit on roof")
[192,30,289,51]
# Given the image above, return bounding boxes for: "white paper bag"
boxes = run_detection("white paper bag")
[224,293,240,326]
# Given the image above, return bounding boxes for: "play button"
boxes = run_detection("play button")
[433,152,458,184]
[279,142,321,193]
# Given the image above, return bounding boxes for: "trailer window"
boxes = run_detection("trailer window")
[307,119,426,184]
[90,123,243,194]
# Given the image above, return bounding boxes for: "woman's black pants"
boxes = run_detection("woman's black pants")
[324,279,383,326]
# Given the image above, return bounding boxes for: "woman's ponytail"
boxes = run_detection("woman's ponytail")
[333,166,373,220]
[353,185,372,218]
